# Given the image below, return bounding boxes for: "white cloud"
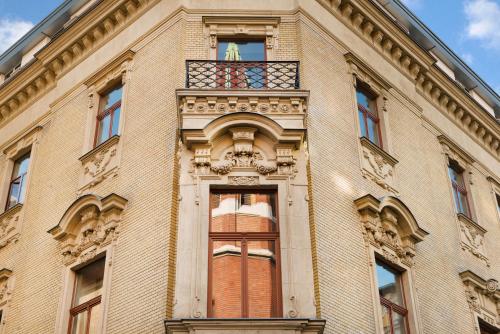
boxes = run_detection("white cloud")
[0,18,33,54]
[461,52,474,64]
[464,0,500,50]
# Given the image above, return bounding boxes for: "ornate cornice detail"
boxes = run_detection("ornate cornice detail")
[0,0,155,127]
[345,52,391,93]
[48,193,127,266]
[359,137,398,193]
[460,270,500,330]
[317,0,499,159]
[438,135,475,167]
[354,194,428,267]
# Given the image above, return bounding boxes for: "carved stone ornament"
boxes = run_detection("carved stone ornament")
[0,268,13,306]
[345,52,391,96]
[0,204,22,249]
[458,214,489,266]
[354,194,428,267]
[48,193,127,266]
[438,135,475,169]
[359,137,398,193]
[78,135,120,194]
[228,176,259,185]
[460,271,500,331]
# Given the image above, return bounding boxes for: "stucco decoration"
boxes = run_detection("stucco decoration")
[48,193,127,266]
[460,271,500,332]
[0,205,22,249]
[354,195,429,267]
[359,137,398,193]
[458,214,489,266]
[0,269,13,307]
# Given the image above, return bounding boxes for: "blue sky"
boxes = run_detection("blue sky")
[0,0,499,94]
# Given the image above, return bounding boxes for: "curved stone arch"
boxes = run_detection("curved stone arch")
[354,194,429,266]
[48,193,127,265]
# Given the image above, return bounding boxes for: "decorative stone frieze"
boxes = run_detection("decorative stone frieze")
[48,193,127,266]
[78,135,120,194]
[359,137,398,193]
[203,16,280,59]
[458,214,489,266]
[0,204,22,249]
[164,318,326,334]
[354,194,428,267]
[0,0,154,125]
[0,269,13,306]
[460,270,500,332]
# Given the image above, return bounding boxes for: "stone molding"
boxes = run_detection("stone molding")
[164,318,326,334]
[0,0,155,126]
[354,194,428,267]
[317,0,499,159]
[0,269,12,306]
[359,137,398,193]
[2,126,42,159]
[458,213,489,266]
[48,193,127,266]
[460,270,500,331]
[345,52,391,94]
[78,135,121,195]
[203,16,280,59]
[0,205,22,250]
[438,134,475,167]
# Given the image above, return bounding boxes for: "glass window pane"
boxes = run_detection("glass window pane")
[367,118,380,145]
[217,40,265,61]
[88,303,102,334]
[71,312,88,334]
[211,240,242,318]
[12,153,30,177]
[358,110,367,137]
[111,107,121,136]
[7,178,21,208]
[211,192,276,233]
[392,311,407,334]
[458,192,470,217]
[381,305,392,334]
[376,261,404,307]
[356,90,370,110]
[74,257,105,306]
[247,240,277,318]
[97,115,111,145]
[103,86,122,109]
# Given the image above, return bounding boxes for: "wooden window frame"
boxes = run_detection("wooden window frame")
[5,152,30,211]
[356,86,383,148]
[448,162,472,219]
[93,85,122,148]
[207,189,283,318]
[376,259,411,334]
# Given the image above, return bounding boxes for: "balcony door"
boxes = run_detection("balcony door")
[208,190,282,318]
[216,39,266,88]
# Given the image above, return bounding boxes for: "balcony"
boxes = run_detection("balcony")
[185,60,300,90]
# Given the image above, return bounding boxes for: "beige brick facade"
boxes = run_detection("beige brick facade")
[0,1,498,334]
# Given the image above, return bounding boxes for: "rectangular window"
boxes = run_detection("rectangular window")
[448,160,471,218]
[5,151,31,210]
[376,260,409,334]
[94,85,122,147]
[496,193,500,221]
[68,257,105,334]
[208,190,282,318]
[216,40,266,89]
[356,87,382,147]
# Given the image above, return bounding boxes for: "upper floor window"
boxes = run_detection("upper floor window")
[217,40,265,61]
[496,193,500,221]
[376,260,409,334]
[6,152,31,210]
[208,190,282,318]
[69,257,105,334]
[94,84,122,147]
[356,86,382,147]
[448,160,471,218]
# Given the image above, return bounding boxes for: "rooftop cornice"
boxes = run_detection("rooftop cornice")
[315,0,499,159]
[0,0,158,128]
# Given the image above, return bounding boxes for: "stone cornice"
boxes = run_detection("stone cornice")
[0,0,157,128]
[315,0,500,159]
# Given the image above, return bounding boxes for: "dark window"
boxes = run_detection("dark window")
[68,257,105,334]
[496,193,500,221]
[376,260,409,334]
[479,318,500,334]
[95,85,122,146]
[356,86,382,147]
[216,40,266,88]
[208,190,282,318]
[448,160,471,218]
[6,152,31,210]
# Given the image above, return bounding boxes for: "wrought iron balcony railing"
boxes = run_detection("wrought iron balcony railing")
[186,60,300,89]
